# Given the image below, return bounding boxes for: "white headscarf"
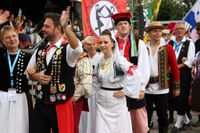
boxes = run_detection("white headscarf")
[110,31,120,58]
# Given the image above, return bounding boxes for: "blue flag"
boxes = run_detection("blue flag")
[184,0,200,30]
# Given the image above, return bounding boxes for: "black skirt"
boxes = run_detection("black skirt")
[191,76,200,112]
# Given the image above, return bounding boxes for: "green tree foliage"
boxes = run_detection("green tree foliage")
[156,0,196,20]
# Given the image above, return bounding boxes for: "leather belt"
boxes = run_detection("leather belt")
[149,76,159,84]
[101,87,123,91]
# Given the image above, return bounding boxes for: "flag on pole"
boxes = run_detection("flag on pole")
[130,18,138,57]
[184,0,200,30]
[82,0,127,37]
[143,0,162,43]
[152,0,161,20]
[143,0,153,43]
[148,0,153,20]
[184,0,200,42]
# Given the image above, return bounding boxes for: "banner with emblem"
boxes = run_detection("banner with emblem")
[82,0,127,37]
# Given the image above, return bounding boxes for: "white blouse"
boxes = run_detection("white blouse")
[93,54,141,98]
[27,36,83,70]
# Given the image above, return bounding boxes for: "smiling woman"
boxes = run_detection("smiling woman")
[0,25,31,133]
[99,30,115,59]
[1,26,19,51]
[93,29,142,133]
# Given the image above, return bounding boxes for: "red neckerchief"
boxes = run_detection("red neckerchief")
[61,38,68,45]
[44,38,68,57]
[117,36,130,61]
[117,37,128,50]
[124,39,131,61]
[117,37,125,50]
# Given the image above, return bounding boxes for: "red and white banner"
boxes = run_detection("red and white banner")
[82,0,127,37]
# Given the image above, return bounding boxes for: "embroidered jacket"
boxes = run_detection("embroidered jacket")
[73,57,93,101]
[146,42,180,93]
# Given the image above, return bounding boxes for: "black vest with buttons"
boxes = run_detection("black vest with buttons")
[35,42,75,104]
[168,40,192,82]
[0,48,31,93]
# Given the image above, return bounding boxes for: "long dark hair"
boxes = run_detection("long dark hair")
[101,29,115,44]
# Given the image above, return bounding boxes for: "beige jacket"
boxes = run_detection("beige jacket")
[73,57,93,101]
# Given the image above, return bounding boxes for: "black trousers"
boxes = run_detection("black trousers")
[146,93,169,132]
[30,102,59,133]
[177,81,191,115]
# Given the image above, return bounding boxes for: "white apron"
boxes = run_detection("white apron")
[0,91,29,133]
[95,89,132,133]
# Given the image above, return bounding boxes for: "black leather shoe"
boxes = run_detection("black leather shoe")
[181,122,192,130]
[170,127,179,133]
[169,117,174,124]
[149,121,154,129]
[193,120,200,127]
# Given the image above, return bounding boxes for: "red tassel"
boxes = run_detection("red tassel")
[127,65,137,75]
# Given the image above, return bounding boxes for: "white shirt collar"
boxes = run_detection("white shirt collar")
[146,38,166,48]
[173,36,187,43]
[47,36,64,48]
[118,35,129,40]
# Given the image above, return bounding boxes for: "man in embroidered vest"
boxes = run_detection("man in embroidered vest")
[169,21,195,133]
[145,21,180,133]
[192,22,200,127]
[111,12,150,133]
[26,7,83,133]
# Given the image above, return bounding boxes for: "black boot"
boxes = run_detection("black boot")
[170,127,179,133]
[193,120,200,127]
[149,121,154,129]
[159,125,168,133]
[169,110,174,124]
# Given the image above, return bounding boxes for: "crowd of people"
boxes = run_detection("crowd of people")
[0,5,199,133]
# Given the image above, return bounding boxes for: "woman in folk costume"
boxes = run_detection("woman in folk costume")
[191,52,200,117]
[0,25,31,133]
[73,52,93,133]
[93,29,141,133]
[144,21,180,133]
[192,22,200,127]
[79,36,103,133]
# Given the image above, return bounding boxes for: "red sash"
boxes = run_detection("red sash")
[56,98,74,133]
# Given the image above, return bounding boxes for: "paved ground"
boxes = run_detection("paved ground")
[150,112,200,133]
